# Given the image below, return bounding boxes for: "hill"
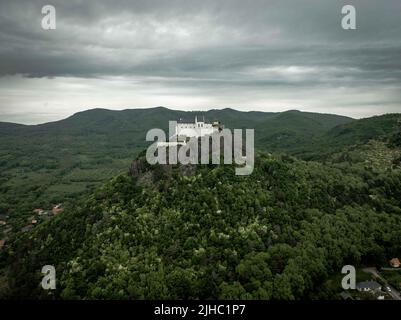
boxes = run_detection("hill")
[0,107,353,235]
[295,113,401,160]
[254,110,353,153]
[1,108,401,299]
[1,152,401,299]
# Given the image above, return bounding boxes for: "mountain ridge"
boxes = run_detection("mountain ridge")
[0,106,354,128]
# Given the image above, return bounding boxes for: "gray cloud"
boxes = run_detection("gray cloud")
[0,0,400,123]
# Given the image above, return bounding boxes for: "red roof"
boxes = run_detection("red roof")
[390,258,400,267]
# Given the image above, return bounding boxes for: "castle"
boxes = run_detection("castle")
[155,116,224,148]
[175,116,222,138]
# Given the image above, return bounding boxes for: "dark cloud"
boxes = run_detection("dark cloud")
[0,0,400,122]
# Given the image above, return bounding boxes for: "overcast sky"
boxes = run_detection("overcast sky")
[0,0,400,124]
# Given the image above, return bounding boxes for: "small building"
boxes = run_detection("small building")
[0,220,6,226]
[52,204,63,215]
[339,291,353,300]
[31,219,38,225]
[33,208,44,214]
[0,239,5,250]
[356,281,381,292]
[390,258,400,268]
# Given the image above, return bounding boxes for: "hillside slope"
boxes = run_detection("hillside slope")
[1,153,401,299]
[255,110,353,153]
[288,113,401,160]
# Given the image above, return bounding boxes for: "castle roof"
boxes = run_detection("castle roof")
[177,116,206,124]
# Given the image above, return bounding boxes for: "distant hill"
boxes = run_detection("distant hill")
[326,113,401,146]
[0,106,354,163]
[0,122,26,135]
[294,113,401,160]
[1,106,352,134]
[254,110,353,153]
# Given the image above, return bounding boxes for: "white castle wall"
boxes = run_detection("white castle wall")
[157,117,221,148]
[175,118,217,138]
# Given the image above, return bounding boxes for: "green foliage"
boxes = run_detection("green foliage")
[1,151,401,299]
[1,109,401,300]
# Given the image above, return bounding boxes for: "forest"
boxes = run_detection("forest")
[0,108,401,299]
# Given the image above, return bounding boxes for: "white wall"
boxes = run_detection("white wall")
[175,121,216,137]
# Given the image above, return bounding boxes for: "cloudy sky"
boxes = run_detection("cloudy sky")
[0,0,400,124]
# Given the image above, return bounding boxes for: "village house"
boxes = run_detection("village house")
[390,258,400,268]
[339,291,353,300]
[31,219,38,225]
[356,281,381,292]
[0,220,6,226]
[52,204,63,215]
[0,239,6,250]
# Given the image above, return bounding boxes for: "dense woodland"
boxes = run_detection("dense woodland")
[1,108,401,299]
